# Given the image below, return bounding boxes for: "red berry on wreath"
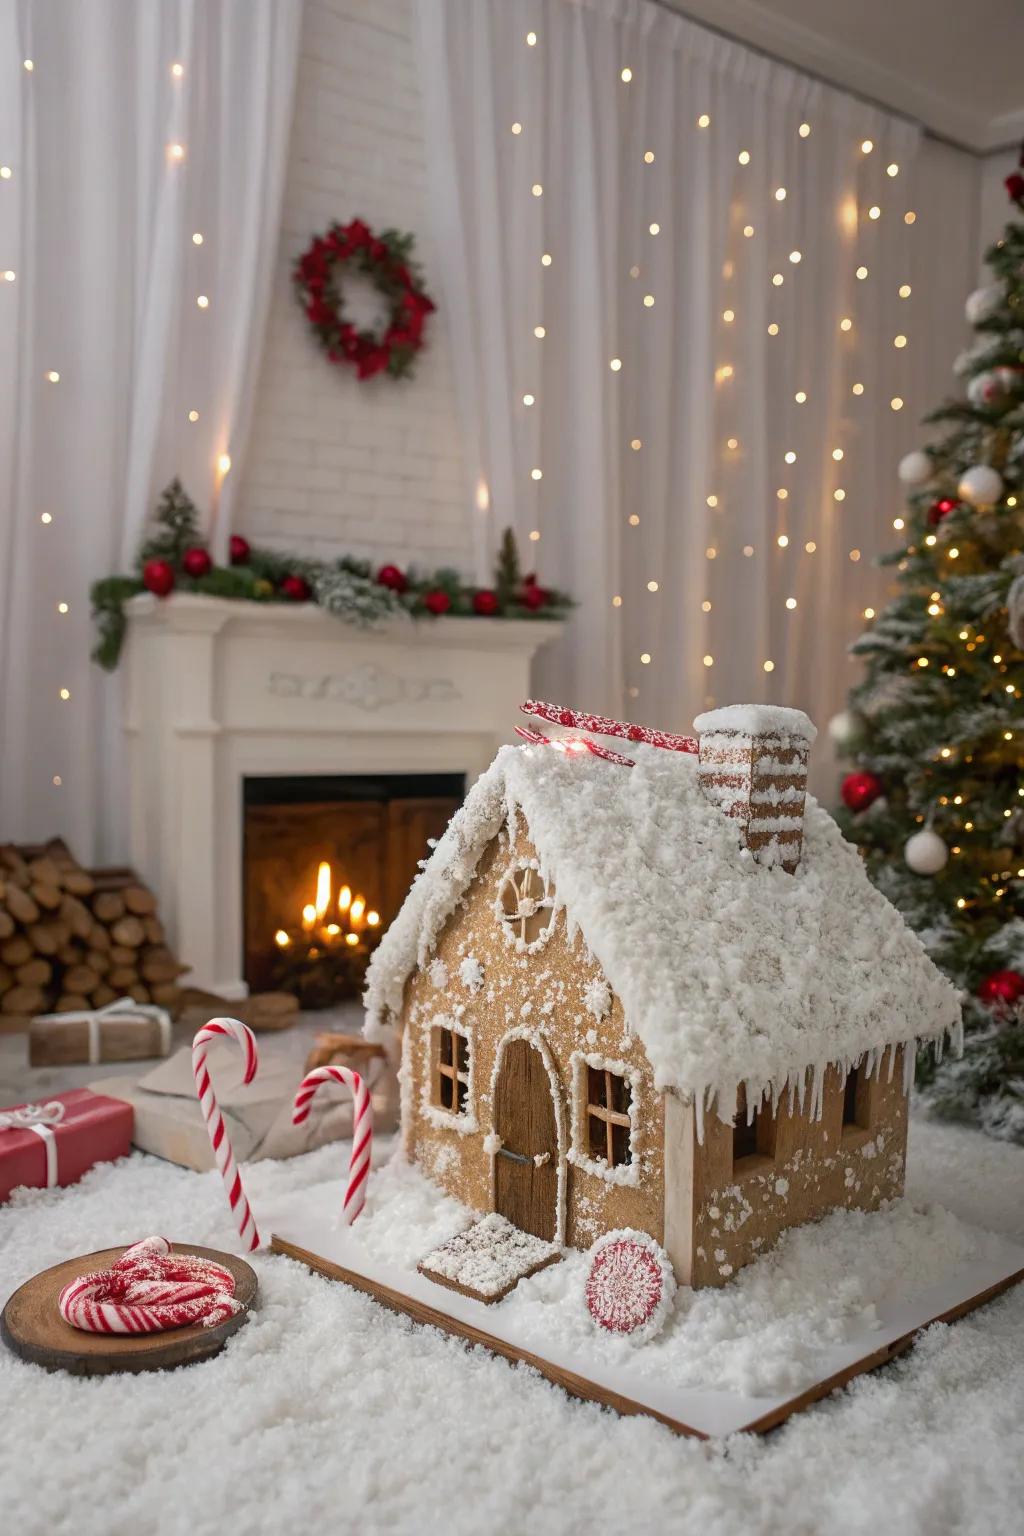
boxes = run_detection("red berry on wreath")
[377,564,408,593]
[229,534,251,565]
[841,771,883,812]
[182,546,212,578]
[423,589,451,616]
[520,581,547,611]
[472,588,500,616]
[927,498,959,526]
[143,559,175,598]
[280,574,312,602]
[584,1230,676,1343]
[977,969,1024,1007]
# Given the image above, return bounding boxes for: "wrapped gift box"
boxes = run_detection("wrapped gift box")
[29,998,173,1067]
[0,1088,134,1203]
[94,1039,399,1172]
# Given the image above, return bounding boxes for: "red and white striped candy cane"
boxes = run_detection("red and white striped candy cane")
[58,1236,240,1334]
[514,725,636,768]
[192,1018,261,1251]
[292,1066,372,1224]
[521,698,698,755]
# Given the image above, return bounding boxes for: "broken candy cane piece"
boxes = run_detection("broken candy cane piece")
[58,1236,241,1334]
[292,1065,373,1224]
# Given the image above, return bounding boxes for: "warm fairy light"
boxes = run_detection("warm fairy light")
[168,142,185,161]
[705,547,717,559]
[609,358,622,371]
[631,438,642,450]
[1008,496,1018,508]
[795,391,807,404]
[3,270,14,282]
[338,885,352,913]
[855,266,868,280]
[789,250,802,264]
[621,68,633,82]
[532,183,543,197]
[772,273,784,287]
[534,325,545,338]
[526,31,537,45]
[523,393,535,406]
[917,657,929,668]
[893,517,905,530]
[367,911,380,928]
[722,309,734,323]
[274,929,290,948]
[23,59,34,71]
[948,547,960,559]
[706,494,719,507]
[774,187,787,201]
[52,775,61,787]
[805,541,817,552]
[868,206,881,220]
[649,222,660,235]
[904,211,916,224]
[925,533,937,546]
[541,253,552,266]
[644,150,655,163]
[0,166,10,179]
[512,122,522,135]
[832,448,844,461]
[629,513,640,526]
[345,932,359,947]
[864,607,875,619]
[890,397,904,411]
[743,224,754,238]
[743,545,754,556]
[894,334,907,349]
[940,747,951,758]
[171,62,184,78]
[840,317,853,331]
[899,284,911,298]
[784,450,796,464]
[697,113,710,127]
[531,467,543,480]
[785,597,797,609]
[702,600,712,612]
[957,898,967,909]
[57,601,68,613]
[188,410,199,422]
[861,139,873,154]
[326,923,341,937]
[887,163,899,177]
[928,602,941,616]
[612,595,622,607]
[777,534,789,548]
[767,323,779,336]
[643,294,654,307]
[763,660,775,673]
[640,652,651,664]
[799,122,811,137]
[777,488,788,500]
[217,452,231,475]
[727,436,739,449]
[834,489,846,501]
[703,654,714,667]
[716,364,734,382]
[40,512,52,524]
[45,370,60,383]
[647,580,659,592]
[197,294,209,308]
[738,150,750,165]
[529,530,540,541]
[852,383,864,395]
[59,687,70,701]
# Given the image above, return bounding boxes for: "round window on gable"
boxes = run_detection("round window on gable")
[499,862,556,950]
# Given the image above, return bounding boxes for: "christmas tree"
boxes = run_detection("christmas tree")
[833,164,1024,1143]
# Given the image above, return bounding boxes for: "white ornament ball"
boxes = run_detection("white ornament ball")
[965,283,1003,326]
[904,829,949,876]
[897,450,931,486]
[828,710,858,749]
[957,464,1004,508]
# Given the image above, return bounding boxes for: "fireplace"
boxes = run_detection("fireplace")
[243,773,463,1003]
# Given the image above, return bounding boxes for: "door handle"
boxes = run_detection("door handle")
[496,1146,531,1165]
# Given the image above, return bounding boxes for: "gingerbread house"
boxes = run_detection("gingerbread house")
[364,704,962,1288]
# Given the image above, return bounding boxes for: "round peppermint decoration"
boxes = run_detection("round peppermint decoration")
[584,1229,675,1344]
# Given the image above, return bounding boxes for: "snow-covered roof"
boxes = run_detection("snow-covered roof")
[364,741,961,1121]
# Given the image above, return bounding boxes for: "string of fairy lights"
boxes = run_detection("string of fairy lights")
[7,51,233,795]
[511,25,919,700]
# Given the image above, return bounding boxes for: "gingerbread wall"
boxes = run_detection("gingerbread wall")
[401,823,665,1251]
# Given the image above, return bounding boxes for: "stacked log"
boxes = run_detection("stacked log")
[0,839,188,1023]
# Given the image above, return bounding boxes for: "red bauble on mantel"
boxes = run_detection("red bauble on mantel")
[376,563,408,593]
[841,771,883,812]
[182,546,212,578]
[977,969,1024,1007]
[472,588,499,616]
[927,498,959,526]
[519,578,548,611]
[280,574,312,602]
[142,559,175,598]
[229,534,251,565]
[423,589,451,615]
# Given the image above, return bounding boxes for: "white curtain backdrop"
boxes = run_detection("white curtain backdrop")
[0,0,301,859]
[416,0,926,780]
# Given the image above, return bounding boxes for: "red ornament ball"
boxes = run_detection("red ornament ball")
[182,546,212,578]
[143,559,175,598]
[927,497,959,526]
[472,588,499,616]
[376,563,408,593]
[977,970,1024,1007]
[519,581,547,611]
[584,1232,675,1342]
[841,771,883,812]
[423,589,451,616]
[229,534,251,566]
[280,574,312,602]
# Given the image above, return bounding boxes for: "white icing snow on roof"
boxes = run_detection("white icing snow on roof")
[693,704,817,743]
[365,743,961,1117]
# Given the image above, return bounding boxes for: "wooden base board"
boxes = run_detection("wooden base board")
[271,1224,1024,1439]
[1,1244,257,1376]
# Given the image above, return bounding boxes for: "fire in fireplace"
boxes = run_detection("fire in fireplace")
[243,773,464,1003]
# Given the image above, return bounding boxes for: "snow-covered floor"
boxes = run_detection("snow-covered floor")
[2,1115,1023,1536]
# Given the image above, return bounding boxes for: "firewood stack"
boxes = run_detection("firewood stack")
[0,839,188,1023]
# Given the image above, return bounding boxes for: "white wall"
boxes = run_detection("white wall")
[238,0,473,573]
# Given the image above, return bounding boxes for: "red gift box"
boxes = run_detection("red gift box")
[0,1088,133,1203]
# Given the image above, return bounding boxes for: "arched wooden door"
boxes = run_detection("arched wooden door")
[493,1037,559,1242]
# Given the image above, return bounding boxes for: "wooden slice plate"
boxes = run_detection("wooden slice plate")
[1,1243,257,1376]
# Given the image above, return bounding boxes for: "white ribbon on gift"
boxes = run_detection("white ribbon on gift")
[0,1099,67,1187]
[31,996,172,1065]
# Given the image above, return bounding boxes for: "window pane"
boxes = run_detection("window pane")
[456,1035,469,1072]
[843,1067,859,1126]
[587,1111,606,1161]
[456,1077,468,1114]
[587,1065,607,1108]
[608,1072,630,1115]
[439,1072,454,1110]
[610,1120,631,1167]
[439,1028,453,1067]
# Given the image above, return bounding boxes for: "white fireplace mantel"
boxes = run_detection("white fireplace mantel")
[123,594,564,995]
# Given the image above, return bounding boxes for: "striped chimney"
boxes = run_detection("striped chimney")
[693,705,817,874]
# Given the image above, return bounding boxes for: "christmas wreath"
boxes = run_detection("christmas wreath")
[294,218,435,380]
[90,482,572,669]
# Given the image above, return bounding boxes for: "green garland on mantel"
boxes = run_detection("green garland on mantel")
[90,480,573,670]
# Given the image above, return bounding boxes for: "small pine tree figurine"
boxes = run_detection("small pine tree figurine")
[138,479,204,567]
[495,527,523,607]
[833,159,1024,1144]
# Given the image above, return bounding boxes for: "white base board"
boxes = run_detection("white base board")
[265,1190,1024,1438]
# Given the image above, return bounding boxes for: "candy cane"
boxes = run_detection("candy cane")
[514,725,636,768]
[58,1236,240,1335]
[521,698,698,755]
[292,1066,372,1224]
[192,1018,261,1251]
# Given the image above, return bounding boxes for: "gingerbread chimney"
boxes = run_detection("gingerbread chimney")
[693,705,817,874]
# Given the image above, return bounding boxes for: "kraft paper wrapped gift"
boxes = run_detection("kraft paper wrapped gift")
[29,998,173,1068]
[93,1039,399,1171]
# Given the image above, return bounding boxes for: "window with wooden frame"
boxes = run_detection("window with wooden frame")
[732,1083,778,1172]
[499,863,556,947]
[842,1057,872,1137]
[431,1024,470,1116]
[584,1064,632,1169]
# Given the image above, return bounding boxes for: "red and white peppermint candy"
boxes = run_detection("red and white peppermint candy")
[58,1236,240,1335]
[192,1018,261,1251]
[584,1229,676,1344]
[521,699,698,756]
[292,1065,373,1224]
